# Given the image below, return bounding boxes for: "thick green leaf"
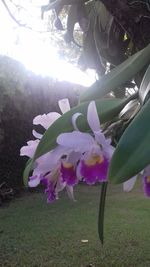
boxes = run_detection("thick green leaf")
[80,44,150,102]
[23,160,33,186]
[109,99,150,184]
[33,98,135,160]
[139,64,150,103]
[23,97,133,185]
[98,182,108,245]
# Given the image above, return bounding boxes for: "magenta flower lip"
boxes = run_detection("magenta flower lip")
[61,163,78,186]
[143,176,150,197]
[45,181,57,203]
[80,156,109,185]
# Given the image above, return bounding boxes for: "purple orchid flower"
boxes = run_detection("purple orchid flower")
[28,148,79,203]
[20,99,78,202]
[57,101,114,185]
[123,165,150,198]
[60,151,81,186]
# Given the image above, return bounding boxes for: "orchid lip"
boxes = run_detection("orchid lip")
[61,163,78,186]
[79,155,109,185]
[143,176,150,197]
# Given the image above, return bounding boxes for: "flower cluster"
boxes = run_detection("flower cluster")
[20,99,114,203]
[20,98,150,202]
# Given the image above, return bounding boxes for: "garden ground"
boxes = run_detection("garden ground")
[0,183,150,267]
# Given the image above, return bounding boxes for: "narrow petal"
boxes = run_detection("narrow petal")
[72,112,83,130]
[57,131,95,152]
[87,101,101,133]
[32,130,43,139]
[103,143,115,159]
[76,164,83,181]
[95,133,114,159]
[66,185,76,201]
[58,98,70,114]
[55,176,66,195]
[33,112,61,129]
[123,176,137,192]
[28,175,41,187]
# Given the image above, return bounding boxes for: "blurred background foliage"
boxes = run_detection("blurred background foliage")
[0,55,78,190]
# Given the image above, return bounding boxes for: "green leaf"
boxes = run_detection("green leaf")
[23,160,33,186]
[98,182,108,245]
[109,98,150,184]
[80,44,150,102]
[34,98,134,160]
[23,97,133,184]
[139,64,150,103]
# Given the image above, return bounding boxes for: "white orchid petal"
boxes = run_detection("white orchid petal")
[34,152,57,176]
[34,145,69,176]
[76,162,83,181]
[58,98,70,114]
[32,130,43,139]
[51,145,70,160]
[103,144,115,159]
[66,185,76,201]
[20,140,39,158]
[95,133,114,159]
[55,177,66,194]
[57,131,95,152]
[33,112,61,129]
[87,101,101,133]
[28,176,40,187]
[143,165,150,176]
[123,176,137,192]
[95,132,108,145]
[20,146,32,157]
[72,112,83,130]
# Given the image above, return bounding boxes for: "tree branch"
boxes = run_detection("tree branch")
[1,0,27,27]
[1,0,50,33]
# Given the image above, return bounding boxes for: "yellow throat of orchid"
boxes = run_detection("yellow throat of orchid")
[147,176,150,183]
[85,154,104,166]
[63,162,73,169]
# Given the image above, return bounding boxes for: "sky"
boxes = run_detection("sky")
[0,0,96,87]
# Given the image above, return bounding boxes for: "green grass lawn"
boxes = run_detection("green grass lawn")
[0,183,150,267]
